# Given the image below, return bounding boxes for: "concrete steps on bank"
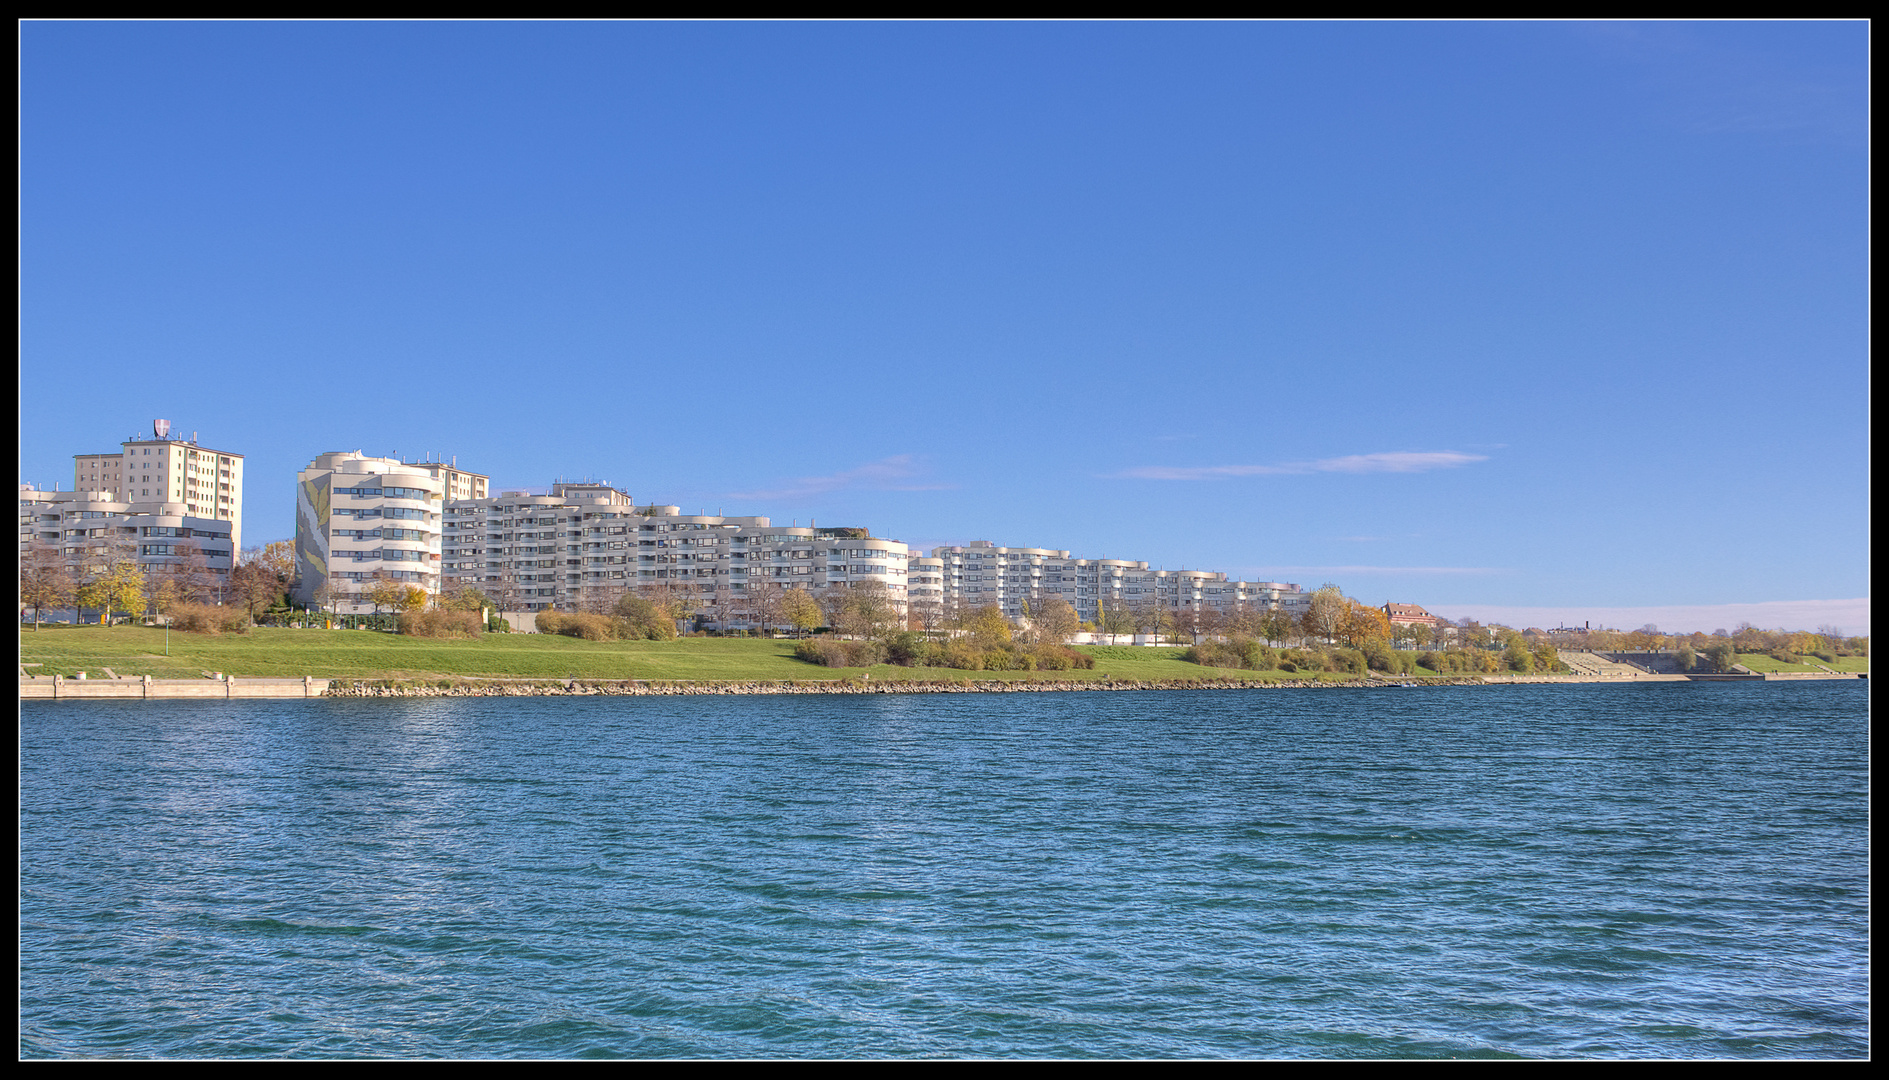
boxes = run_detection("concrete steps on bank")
[1562,651,1665,678]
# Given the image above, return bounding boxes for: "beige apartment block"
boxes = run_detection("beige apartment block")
[442,488,909,630]
[19,485,237,606]
[71,421,244,554]
[294,451,489,612]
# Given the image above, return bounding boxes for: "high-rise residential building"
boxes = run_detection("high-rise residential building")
[293,451,488,611]
[18,421,244,610]
[71,420,245,553]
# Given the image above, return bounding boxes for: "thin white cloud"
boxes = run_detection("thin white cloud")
[727,455,953,502]
[1427,598,1871,637]
[1573,23,1864,143]
[1117,451,1488,481]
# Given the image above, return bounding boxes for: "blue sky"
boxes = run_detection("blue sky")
[20,21,1869,634]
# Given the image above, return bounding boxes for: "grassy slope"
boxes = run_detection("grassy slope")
[31,628,1863,683]
[18,626,1356,683]
[1734,652,1870,673]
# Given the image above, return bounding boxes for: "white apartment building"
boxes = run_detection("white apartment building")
[19,485,237,602]
[70,420,244,554]
[724,524,909,630]
[442,482,650,610]
[919,541,1309,625]
[441,487,909,628]
[293,451,489,612]
[906,556,946,622]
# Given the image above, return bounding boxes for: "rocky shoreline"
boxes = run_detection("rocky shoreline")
[323,675,1532,697]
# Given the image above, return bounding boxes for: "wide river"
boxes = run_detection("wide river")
[20,681,1868,1059]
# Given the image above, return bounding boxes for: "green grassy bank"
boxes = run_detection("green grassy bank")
[19,625,1374,685]
[31,626,1857,685]
[1733,652,1870,674]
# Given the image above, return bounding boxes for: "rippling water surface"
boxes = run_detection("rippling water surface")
[20,682,1868,1059]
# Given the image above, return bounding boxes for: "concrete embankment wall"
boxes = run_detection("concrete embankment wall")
[20,676,331,700]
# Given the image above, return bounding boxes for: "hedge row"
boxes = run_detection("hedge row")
[795,635,1096,671]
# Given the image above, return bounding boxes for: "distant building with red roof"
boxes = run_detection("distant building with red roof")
[1383,603,1440,628]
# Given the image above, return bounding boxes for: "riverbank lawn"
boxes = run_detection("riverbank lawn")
[1734,652,1869,674]
[17,625,1367,683]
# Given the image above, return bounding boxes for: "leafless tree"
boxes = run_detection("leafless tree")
[163,538,216,605]
[1026,596,1080,645]
[907,592,945,635]
[638,578,698,633]
[835,579,901,640]
[19,541,74,628]
[582,583,628,615]
[1193,606,1227,643]
[745,582,786,637]
[1300,584,1346,646]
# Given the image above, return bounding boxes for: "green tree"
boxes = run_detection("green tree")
[1360,637,1398,673]
[779,588,822,636]
[367,575,405,617]
[77,560,144,625]
[961,604,1013,651]
[612,592,676,639]
[439,585,495,613]
[1259,606,1297,647]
